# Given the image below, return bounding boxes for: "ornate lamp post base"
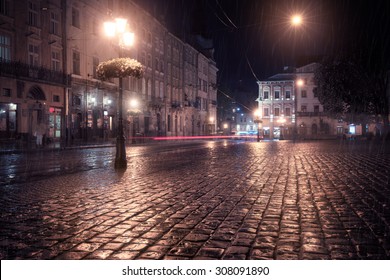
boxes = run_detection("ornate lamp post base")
[114,115,127,169]
[100,18,144,170]
[115,141,127,169]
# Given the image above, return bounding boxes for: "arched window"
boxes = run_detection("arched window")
[27,85,46,100]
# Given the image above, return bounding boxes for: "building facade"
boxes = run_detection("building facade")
[0,0,218,144]
[257,74,296,139]
[256,63,335,139]
[0,0,67,142]
[294,63,334,138]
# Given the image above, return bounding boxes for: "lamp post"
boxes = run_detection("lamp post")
[128,98,139,144]
[104,18,134,169]
[254,109,262,142]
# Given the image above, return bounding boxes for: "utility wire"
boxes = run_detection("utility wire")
[217,88,253,112]
[215,0,238,29]
[246,55,260,81]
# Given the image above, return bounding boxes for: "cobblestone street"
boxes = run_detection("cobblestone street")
[1,140,389,260]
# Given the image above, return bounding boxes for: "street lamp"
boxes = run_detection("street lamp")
[291,15,302,26]
[254,109,262,142]
[104,18,134,169]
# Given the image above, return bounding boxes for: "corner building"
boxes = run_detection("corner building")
[256,63,335,140]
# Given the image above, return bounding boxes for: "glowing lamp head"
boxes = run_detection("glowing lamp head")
[104,21,117,37]
[291,15,302,26]
[122,32,134,46]
[129,98,139,109]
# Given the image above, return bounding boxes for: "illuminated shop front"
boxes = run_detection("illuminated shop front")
[48,107,62,140]
[0,103,17,139]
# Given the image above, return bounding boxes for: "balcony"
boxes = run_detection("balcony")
[0,59,68,86]
[297,111,327,117]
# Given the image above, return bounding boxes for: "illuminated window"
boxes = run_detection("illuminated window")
[0,34,11,61]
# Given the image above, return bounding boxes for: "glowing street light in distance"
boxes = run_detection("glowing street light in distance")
[291,15,302,26]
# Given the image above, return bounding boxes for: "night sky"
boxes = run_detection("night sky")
[134,0,390,104]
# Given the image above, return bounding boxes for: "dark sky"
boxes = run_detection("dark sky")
[134,0,390,100]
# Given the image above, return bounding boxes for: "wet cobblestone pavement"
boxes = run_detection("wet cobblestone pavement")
[1,140,389,260]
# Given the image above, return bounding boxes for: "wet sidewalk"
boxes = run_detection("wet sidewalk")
[0,138,127,154]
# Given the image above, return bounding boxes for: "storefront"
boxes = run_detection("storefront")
[0,103,17,139]
[48,107,62,140]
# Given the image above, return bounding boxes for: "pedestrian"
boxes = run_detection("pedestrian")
[34,123,45,148]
